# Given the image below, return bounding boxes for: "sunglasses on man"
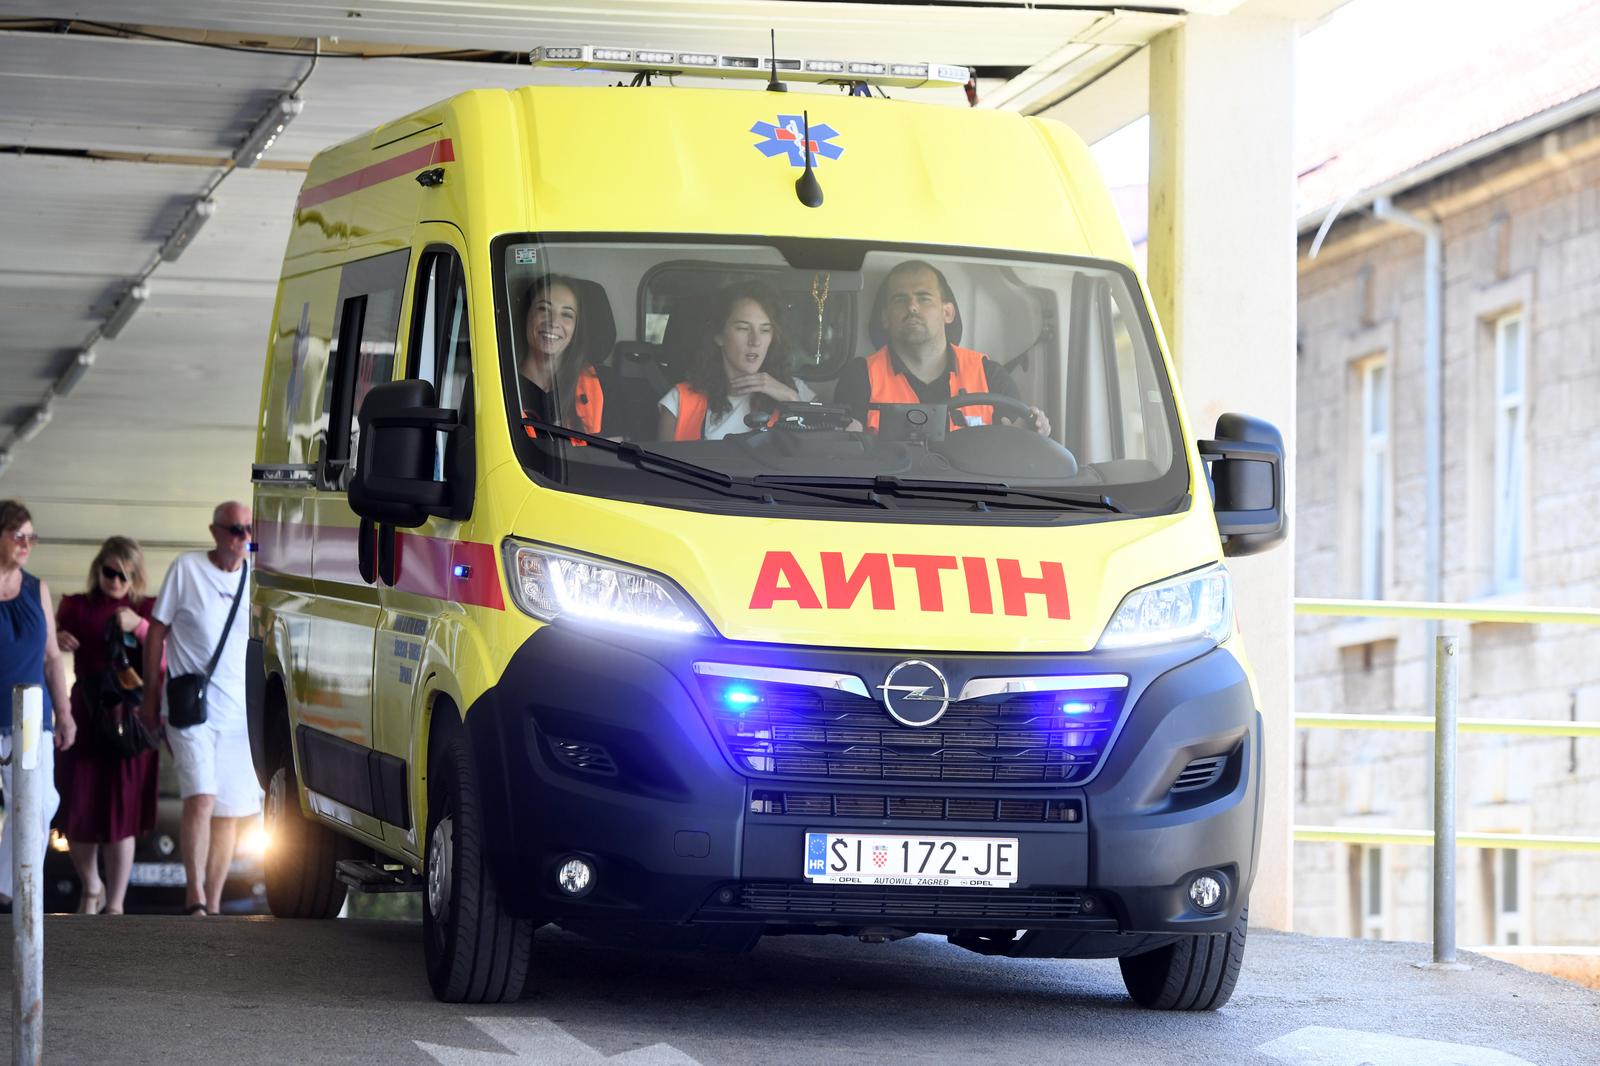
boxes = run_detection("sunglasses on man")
[213,523,253,539]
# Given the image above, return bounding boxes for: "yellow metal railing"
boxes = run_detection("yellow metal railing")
[1294,826,1600,853]
[1296,713,1600,738]
[1292,597,1600,959]
[1295,597,1600,627]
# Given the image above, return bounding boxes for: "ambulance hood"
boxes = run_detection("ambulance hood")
[508,492,1222,654]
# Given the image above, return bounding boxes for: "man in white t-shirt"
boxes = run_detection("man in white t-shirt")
[141,500,258,915]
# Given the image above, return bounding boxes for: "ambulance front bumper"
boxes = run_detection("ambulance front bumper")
[464,625,1262,946]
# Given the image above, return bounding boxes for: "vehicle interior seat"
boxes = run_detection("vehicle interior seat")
[567,278,657,440]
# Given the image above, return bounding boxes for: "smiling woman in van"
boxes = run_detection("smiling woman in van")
[656,283,815,441]
[519,274,612,436]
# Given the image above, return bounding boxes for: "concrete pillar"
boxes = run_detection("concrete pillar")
[1148,13,1298,931]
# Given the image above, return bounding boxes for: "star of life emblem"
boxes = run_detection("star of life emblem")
[751,114,843,168]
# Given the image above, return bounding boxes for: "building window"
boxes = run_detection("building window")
[1358,357,1390,599]
[1360,845,1386,939]
[1492,848,1525,946]
[1492,312,1526,590]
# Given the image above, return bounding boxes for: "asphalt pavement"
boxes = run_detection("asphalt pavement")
[3,916,1595,1065]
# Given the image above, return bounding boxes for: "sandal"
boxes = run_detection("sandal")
[184,902,209,916]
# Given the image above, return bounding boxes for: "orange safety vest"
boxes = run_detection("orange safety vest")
[523,366,604,441]
[864,346,992,431]
[670,382,780,441]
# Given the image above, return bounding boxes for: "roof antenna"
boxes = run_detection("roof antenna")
[766,29,787,92]
[794,109,823,208]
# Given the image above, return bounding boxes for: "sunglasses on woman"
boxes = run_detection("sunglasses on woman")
[9,531,39,545]
[101,565,129,583]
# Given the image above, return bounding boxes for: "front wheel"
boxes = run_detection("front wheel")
[423,732,534,1002]
[262,730,349,919]
[1118,905,1248,1011]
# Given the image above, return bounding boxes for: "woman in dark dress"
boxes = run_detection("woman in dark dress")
[53,536,157,915]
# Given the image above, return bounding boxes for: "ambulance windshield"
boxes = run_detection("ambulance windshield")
[496,237,1189,518]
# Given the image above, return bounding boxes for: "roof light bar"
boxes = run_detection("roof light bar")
[158,197,216,262]
[101,283,148,340]
[529,45,968,89]
[233,93,303,168]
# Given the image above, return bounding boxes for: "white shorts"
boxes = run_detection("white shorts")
[168,724,262,817]
[0,734,59,900]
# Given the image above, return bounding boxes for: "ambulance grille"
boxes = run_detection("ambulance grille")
[732,882,1086,920]
[750,790,1082,823]
[705,685,1123,786]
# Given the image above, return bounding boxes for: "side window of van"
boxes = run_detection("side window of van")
[407,248,472,474]
[321,249,410,489]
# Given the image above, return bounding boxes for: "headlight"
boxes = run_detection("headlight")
[1097,564,1232,649]
[503,541,713,636]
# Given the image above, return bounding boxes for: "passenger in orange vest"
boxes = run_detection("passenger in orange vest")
[519,274,610,437]
[834,260,1051,436]
[657,284,815,441]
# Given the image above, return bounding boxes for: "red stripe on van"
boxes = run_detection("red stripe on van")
[394,533,506,611]
[296,138,456,211]
[251,518,313,579]
[250,519,503,610]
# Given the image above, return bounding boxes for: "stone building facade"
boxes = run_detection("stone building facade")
[1293,112,1600,945]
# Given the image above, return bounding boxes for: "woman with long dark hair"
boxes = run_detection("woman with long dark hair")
[519,274,609,435]
[657,283,813,440]
[53,536,158,914]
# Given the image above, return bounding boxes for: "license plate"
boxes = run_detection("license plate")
[129,862,186,887]
[804,832,1018,887]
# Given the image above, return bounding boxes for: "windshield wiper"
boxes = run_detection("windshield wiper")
[518,418,886,508]
[520,416,744,490]
[750,474,1123,513]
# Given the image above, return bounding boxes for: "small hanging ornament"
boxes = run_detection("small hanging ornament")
[809,271,831,364]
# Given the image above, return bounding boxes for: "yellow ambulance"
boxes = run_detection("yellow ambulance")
[248,48,1285,1008]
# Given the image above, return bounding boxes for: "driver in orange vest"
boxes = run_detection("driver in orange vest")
[835,260,1051,437]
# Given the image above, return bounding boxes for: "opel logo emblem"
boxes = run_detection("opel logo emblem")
[878,660,950,728]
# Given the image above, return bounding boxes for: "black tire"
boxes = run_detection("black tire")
[1118,905,1248,1011]
[422,732,534,1003]
[262,722,349,919]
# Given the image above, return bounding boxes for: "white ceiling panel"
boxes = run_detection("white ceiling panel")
[1,1,1147,67]
[0,32,305,155]
[3,154,213,273]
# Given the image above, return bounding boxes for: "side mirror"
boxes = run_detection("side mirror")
[1198,413,1286,557]
[348,380,456,528]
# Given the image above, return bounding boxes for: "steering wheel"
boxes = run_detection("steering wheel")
[947,392,1038,429]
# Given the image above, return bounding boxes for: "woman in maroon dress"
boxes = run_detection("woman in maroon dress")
[54,537,159,915]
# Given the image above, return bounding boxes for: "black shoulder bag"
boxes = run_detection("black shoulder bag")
[96,615,157,759]
[165,562,247,730]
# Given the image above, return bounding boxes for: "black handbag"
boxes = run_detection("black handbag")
[165,562,247,730]
[95,618,156,759]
